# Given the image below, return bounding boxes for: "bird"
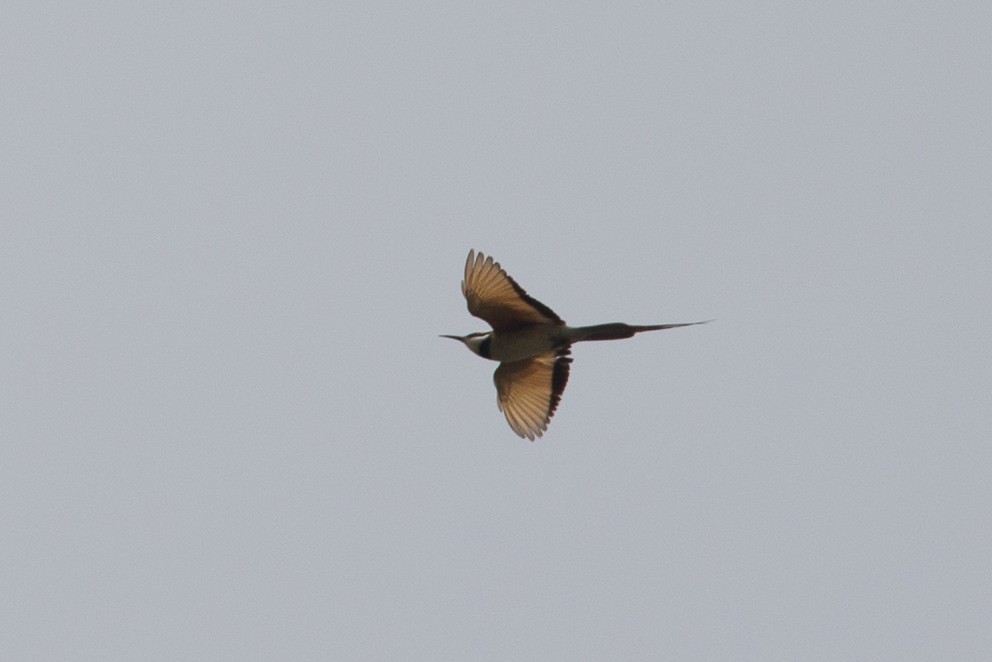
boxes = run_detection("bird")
[441,249,709,440]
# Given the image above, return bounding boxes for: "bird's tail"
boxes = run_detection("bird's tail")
[568,321,710,342]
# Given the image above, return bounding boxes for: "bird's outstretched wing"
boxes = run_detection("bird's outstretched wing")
[493,349,572,441]
[462,249,564,332]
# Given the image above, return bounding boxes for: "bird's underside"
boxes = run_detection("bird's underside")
[447,249,708,441]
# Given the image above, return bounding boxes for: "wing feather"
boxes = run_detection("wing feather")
[493,349,572,440]
[462,249,564,332]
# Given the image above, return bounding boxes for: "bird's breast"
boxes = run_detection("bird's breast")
[488,326,564,362]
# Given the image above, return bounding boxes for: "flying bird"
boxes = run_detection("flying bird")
[441,249,708,440]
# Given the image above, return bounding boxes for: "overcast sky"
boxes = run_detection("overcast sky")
[3,2,990,660]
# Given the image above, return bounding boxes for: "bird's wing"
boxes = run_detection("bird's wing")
[462,249,564,332]
[493,349,572,441]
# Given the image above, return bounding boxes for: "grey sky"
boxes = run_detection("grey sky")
[2,2,990,660]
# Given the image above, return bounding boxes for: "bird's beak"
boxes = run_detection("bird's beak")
[438,334,463,342]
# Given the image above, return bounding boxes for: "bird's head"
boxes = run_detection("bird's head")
[439,331,492,358]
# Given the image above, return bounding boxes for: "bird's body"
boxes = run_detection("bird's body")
[483,324,565,362]
[442,249,708,440]
[456,323,697,363]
